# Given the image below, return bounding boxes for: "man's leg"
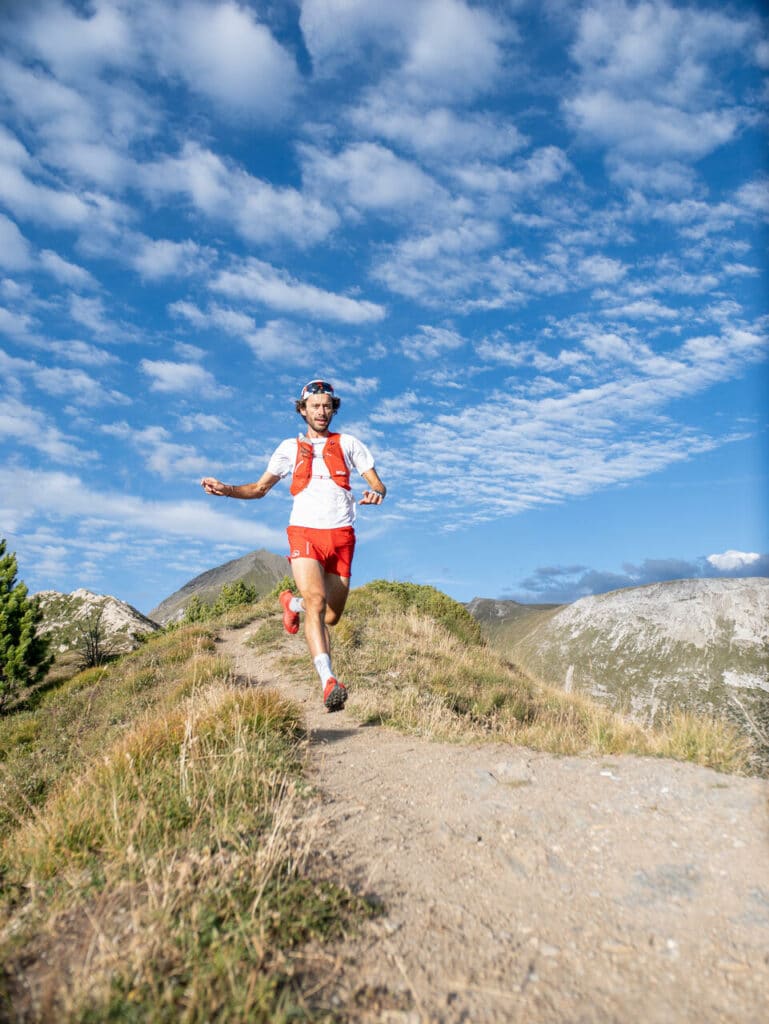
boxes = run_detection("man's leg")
[291,557,330,658]
[290,557,350,711]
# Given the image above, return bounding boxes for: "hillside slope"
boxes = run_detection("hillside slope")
[219,624,769,1023]
[149,548,287,624]
[491,578,769,763]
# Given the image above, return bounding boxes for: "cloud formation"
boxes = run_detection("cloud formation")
[0,0,765,609]
[513,552,769,604]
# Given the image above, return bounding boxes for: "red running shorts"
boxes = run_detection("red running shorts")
[286,525,356,578]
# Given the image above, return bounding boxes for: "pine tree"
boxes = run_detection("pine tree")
[0,540,52,711]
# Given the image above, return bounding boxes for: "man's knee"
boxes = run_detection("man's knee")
[302,589,327,616]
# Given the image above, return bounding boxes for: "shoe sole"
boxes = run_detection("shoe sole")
[279,592,299,634]
[324,683,348,713]
[282,614,299,635]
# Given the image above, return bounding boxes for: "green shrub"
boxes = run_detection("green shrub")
[0,539,52,712]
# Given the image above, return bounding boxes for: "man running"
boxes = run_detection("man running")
[201,379,387,712]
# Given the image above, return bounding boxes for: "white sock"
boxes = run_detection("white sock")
[313,653,334,686]
[289,596,304,613]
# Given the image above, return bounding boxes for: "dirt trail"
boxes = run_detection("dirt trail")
[220,626,769,1024]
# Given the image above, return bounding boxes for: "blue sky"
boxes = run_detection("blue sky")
[1,0,767,614]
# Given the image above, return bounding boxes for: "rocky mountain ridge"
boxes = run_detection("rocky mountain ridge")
[469,577,769,770]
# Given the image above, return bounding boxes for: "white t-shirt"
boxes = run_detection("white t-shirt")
[267,432,376,529]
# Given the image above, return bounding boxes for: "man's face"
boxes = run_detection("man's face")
[302,393,335,433]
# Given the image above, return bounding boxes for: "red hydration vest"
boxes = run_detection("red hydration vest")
[290,433,351,495]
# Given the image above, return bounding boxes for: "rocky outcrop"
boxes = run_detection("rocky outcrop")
[36,589,160,655]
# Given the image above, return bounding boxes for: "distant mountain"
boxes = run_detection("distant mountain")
[471,578,769,765]
[36,589,160,655]
[465,597,562,643]
[149,548,288,625]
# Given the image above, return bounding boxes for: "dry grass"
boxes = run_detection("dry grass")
[0,619,375,1023]
[333,582,752,775]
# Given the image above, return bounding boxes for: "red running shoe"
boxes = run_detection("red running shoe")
[323,677,348,713]
[279,590,299,634]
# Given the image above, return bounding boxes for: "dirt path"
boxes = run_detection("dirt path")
[220,626,769,1024]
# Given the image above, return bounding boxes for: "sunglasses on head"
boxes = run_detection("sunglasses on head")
[300,380,335,398]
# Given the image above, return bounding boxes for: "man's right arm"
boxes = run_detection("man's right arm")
[201,471,281,500]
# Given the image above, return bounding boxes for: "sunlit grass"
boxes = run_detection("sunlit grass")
[333,581,752,774]
[0,616,376,1022]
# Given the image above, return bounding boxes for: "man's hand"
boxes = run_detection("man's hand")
[359,489,384,505]
[201,477,228,496]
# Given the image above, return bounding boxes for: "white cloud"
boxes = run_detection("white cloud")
[452,146,572,196]
[211,259,386,324]
[565,0,754,161]
[0,306,37,340]
[14,0,299,120]
[600,298,680,320]
[0,346,125,406]
[299,0,417,73]
[39,249,98,288]
[369,390,422,424]
[0,136,92,227]
[339,376,380,397]
[734,179,769,220]
[242,319,312,362]
[0,395,89,463]
[17,0,137,79]
[392,312,769,524]
[69,295,118,337]
[104,422,208,479]
[0,56,94,140]
[301,0,509,100]
[401,0,510,102]
[301,141,443,214]
[0,466,285,548]
[148,0,300,118]
[170,302,311,362]
[131,238,212,280]
[707,550,761,572]
[607,156,696,195]
[402,325,466,361]
[140,359,229,395]
[140,142,339,247]
[179,412,230,433]
[0,56,155,182]
[348,97,527,162]
[32,365,127,407]
[372,219,500,303]
[48,340,118,366]
[565,90,739,160]
[579,254,627,285]
[0,213,32,269]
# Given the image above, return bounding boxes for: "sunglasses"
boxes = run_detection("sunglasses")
[300,380,335,398]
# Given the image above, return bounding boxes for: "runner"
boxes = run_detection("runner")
[201,379,387,712]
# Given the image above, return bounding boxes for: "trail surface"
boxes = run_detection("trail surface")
[220,626,769,1024]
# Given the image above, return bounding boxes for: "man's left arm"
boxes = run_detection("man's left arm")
[359,467,387,505]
